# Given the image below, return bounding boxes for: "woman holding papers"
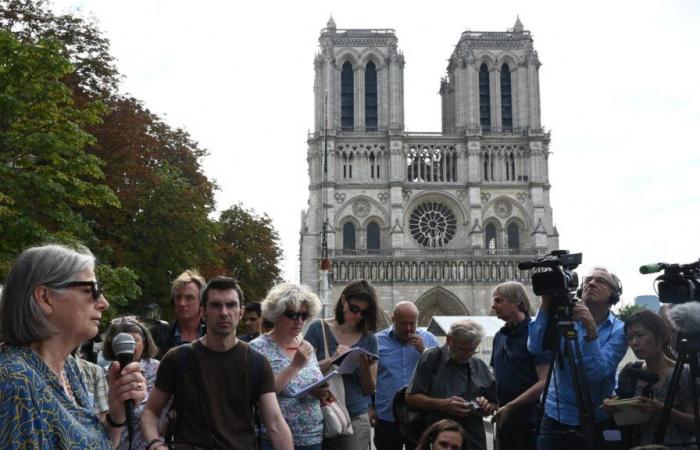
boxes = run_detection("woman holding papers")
[305,279,379,450]
[603,310,696,449]
[250,282,325,450]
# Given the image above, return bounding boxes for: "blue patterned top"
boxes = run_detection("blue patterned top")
[249,334,324,446]
[0,345,111,449]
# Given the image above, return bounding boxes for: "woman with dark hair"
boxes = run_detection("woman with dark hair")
[604,310,696,449]
[305,279,379,450]
[416,419,468,450]
[0,244,146,448]
[102,316,161,450]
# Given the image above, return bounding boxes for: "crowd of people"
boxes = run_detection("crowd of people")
[0,243,697,450]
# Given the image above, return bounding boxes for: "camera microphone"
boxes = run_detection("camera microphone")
[639,263,667,274]
[667,301,700,335]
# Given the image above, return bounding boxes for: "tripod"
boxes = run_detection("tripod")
[536,316,600,450]
[652,332,700,449]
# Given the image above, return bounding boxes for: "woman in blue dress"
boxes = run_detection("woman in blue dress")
[0,244,146,449]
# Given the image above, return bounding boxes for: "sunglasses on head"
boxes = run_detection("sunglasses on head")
[54,280,102,300]
[347,302,367,316]
[283,310,309,321]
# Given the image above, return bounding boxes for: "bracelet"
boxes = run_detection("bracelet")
[146,438,165,450]
[105,412,126,428]
[584,333,598,342]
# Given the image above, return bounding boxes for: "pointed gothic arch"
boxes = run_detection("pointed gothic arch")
[415,287,469,327]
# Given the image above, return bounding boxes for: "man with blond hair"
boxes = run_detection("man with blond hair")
[151,269,207,359]
[406,319,498,450]
[490,281,550,450]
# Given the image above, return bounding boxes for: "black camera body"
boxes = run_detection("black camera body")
[640,259,700,304]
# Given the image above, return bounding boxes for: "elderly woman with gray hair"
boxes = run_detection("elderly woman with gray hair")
[250,282,325,450]
[406,319,498,450]
[0,244,146,449]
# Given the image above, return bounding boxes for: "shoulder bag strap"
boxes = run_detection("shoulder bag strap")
[321,320,330,361]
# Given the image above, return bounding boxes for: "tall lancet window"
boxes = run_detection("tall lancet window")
[365,62,378,131]
[341,61,354,131]
[479,64,491,130]
[485,223,497,251]
[366,222,380,251]
[501,64,512,130]
[343,222,356,250]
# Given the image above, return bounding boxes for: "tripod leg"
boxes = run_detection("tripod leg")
[565,338,598,450]
[652,350,687,445]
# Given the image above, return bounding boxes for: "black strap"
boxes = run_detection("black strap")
[425,346,444,394]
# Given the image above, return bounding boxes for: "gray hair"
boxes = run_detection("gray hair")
[262,282,321,324]
[0,244,95,345]
[493,281,532,317]
[448,319,484,345]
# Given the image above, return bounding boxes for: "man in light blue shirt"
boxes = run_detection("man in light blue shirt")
[371,302,439,450]
[528,267,628,450]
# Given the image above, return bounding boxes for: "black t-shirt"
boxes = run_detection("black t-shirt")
[156,340,275,450]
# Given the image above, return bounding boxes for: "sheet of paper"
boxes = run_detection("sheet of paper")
[289,370,339,398]
[333,347,378,375]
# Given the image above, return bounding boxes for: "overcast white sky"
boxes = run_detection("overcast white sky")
[52,0,700,306]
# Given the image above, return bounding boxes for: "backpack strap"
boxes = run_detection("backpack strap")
[425,346,444,394]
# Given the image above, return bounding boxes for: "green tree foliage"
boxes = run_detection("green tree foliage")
[218,204,284,303]
[617,303,647,322]
[0,30,117,276]
[95,264,141,325]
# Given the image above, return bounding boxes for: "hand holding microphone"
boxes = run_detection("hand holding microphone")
[107,333,146,446]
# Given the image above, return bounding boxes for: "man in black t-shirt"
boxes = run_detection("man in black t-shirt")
[142,277,293,450]
[490,281,550,450]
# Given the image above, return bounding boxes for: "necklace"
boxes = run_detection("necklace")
[61,369,76,404]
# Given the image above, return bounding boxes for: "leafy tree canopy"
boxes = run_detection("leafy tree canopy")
[218,204,284,304]
[617,303,647,322]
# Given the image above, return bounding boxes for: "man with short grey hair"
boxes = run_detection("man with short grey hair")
[406,319,498,450]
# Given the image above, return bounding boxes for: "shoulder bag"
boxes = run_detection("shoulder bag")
[320,320,353,438]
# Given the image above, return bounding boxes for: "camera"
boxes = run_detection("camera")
[518,250,582,296]
[464,400,482,412]
[639,259,700,304]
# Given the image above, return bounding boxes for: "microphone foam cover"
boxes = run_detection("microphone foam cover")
[112,332,136,356]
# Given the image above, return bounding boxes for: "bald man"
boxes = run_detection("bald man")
[371,302,439,450]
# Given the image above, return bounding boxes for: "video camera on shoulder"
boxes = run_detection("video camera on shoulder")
[640,259,700,304]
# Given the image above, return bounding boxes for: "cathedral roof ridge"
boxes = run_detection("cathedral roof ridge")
[459,29,531,41]
[321,27,396,38]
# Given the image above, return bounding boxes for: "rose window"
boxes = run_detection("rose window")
[409,201,457,248]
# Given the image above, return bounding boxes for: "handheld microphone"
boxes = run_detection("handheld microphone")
[112,332,136,448]
[639,263,667,274]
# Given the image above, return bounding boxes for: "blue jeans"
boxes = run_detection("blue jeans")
[260,440,322,450]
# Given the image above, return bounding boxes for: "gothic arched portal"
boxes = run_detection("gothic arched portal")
[415,287,469,327]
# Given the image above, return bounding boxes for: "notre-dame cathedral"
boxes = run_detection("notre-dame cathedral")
[300,17,558,324]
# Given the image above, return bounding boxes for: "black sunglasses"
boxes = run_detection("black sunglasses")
[54,280,102,300]
[347,302,367,316]
[283,310,309,321]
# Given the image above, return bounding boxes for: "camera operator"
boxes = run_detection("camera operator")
[528,267,628,450]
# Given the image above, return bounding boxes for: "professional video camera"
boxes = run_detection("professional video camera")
[518,250,582,296]
[639,259,700,304]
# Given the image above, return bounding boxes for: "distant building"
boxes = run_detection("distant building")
[635,295,660,312]
[300,17,559,324]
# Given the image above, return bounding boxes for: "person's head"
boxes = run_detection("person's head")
[446,319,483,363]
[200,276,244,337]
[392,301,419,342]
[334,279,379,334]
[416,419,467,450]
[624,310,671,361]
[171,270,206,323]
[580,267,622,309]
[102,316,158,361]
[0,244,108,346]
[242,302,262,337]
[491,281,531,322]
[262,283,321,337]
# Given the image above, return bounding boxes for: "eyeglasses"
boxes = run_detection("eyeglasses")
[347,302,367,316]
[53,280,102,300]
[583,275,615,290]
[283,310,309,321]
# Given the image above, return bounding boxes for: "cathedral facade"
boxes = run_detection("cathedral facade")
[300,18,559,323]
